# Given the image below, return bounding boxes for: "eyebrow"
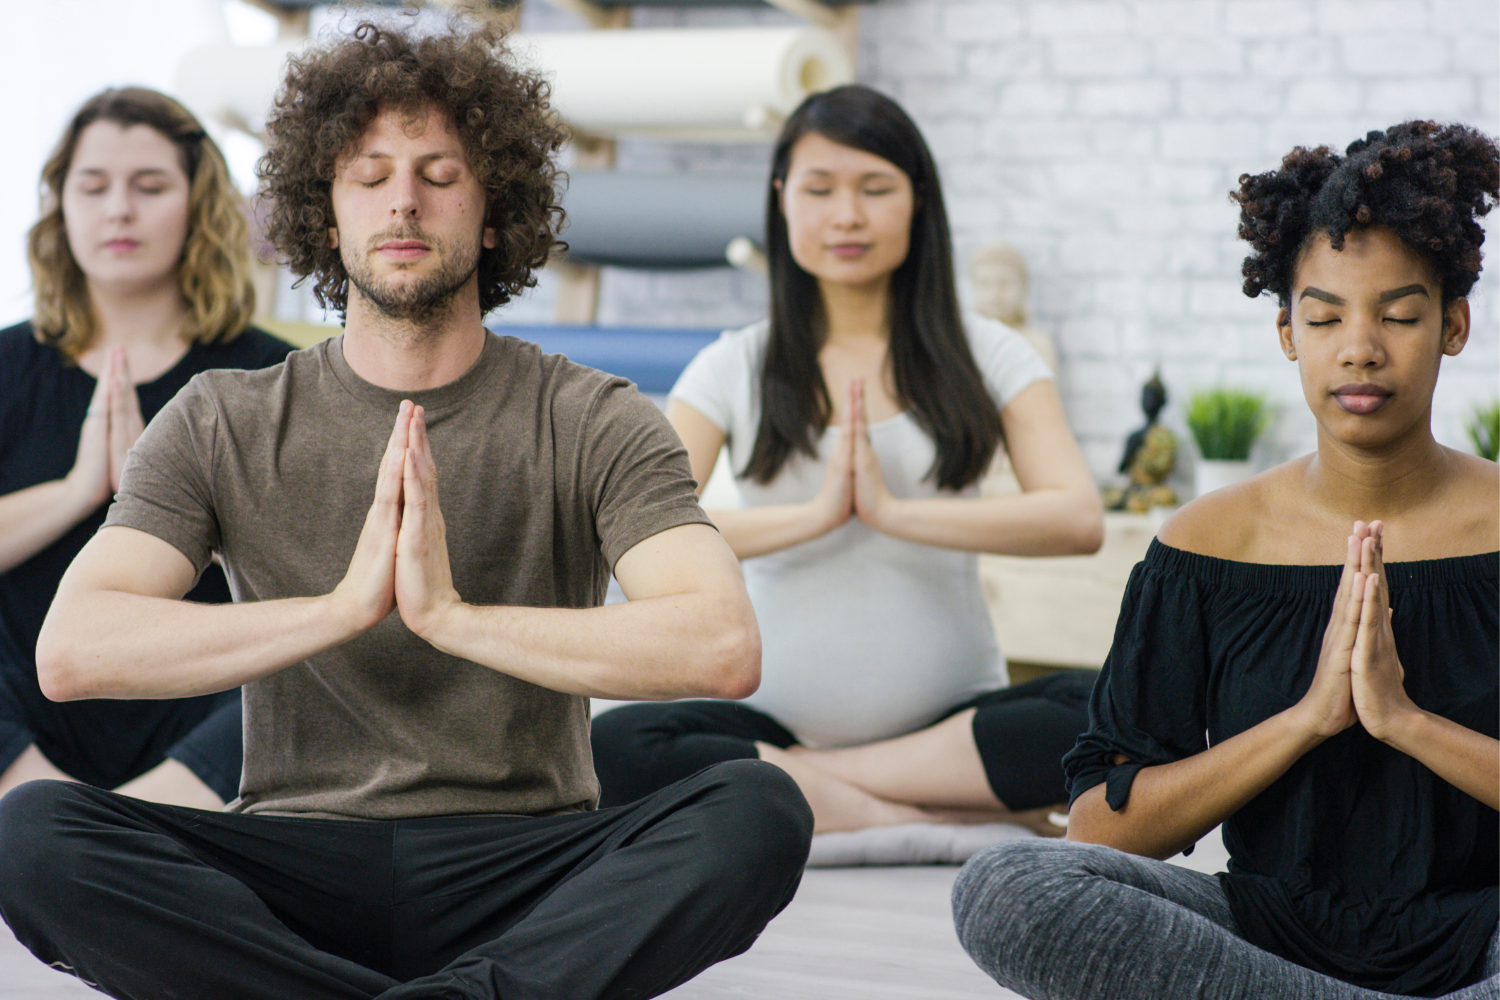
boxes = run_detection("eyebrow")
[1377,284,1429,303]
[1299,284,1431,305]
[76,167,171,177]
[796,168,899,181]
[353,150,463,163]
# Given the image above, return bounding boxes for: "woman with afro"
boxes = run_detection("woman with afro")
[951,120,1498,999]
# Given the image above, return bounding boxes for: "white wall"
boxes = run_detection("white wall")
[504,0,1500,479]
[0,0,233,326]
[4,1,1494,479]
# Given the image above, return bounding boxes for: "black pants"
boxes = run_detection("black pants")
[592,671,1099,811]
[0,633,242,800]
[0,760,812,1000]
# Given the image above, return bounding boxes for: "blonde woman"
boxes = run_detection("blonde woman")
[0,88,291,807]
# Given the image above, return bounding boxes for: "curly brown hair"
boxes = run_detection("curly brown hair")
[1232,121,1499,306]
[259,21,567,317]
[29,87,256,360]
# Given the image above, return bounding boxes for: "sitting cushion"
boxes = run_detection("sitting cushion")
[805,822,1036,868]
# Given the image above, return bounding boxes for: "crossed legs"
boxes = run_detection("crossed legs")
[0,760,812,1000]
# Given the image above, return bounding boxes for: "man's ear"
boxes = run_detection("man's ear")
[1276,307,1296,361]
[328,228,340,250]
[1441,297,1471,357]
[482,225,497,250]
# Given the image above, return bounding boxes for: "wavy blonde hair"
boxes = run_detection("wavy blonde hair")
[29,87,255,359]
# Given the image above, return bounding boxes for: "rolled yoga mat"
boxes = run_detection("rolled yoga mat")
[178,27,850,140]
[561,171,765,269]
[492,325,720,394]
[512,27,852,138]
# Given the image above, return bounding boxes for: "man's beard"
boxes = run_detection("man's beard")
[343,226,480,326]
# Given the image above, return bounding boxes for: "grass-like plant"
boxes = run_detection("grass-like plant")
[1186,388,1269,461]
[1468,400,1500,461]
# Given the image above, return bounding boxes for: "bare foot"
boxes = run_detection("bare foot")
[115,758,225,810]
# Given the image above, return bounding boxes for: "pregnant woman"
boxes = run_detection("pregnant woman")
[593,85,1104,835]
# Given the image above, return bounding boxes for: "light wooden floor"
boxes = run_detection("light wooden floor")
[0,832,1229,999]
[0,866,1017,1000]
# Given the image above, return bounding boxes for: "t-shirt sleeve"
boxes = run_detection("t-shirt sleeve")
[1062,545,1211,812]
[102,375,221,575]
[667,329,751,434]
[966,315,1054,409]
[580,379,715,569]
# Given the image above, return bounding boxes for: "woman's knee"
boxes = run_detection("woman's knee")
[952,839,1100,986]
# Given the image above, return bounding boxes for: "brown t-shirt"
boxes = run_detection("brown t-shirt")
[105,333,710,819]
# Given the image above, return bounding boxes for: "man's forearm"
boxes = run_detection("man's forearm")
[417,593,760,701]
[37,590,365,701]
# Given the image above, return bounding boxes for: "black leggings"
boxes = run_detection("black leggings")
[592,670,1098,811]
[0,633,242,801]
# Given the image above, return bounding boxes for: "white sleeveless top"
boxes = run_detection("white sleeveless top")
[670,315,1053,747]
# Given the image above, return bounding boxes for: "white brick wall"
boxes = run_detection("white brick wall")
[498,0,1500,481]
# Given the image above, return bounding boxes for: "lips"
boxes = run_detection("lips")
[377,239,431,261]
[829,243,871,258]
[104,239,139,253]
[1333,383,1393,415]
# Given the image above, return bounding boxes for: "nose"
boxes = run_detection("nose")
[103,182,135,223]
[389,169,421,221]
[830,188,866,230]
[1337,314,1387,369]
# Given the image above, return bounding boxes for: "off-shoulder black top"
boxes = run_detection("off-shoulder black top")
[1064,540,1498,997]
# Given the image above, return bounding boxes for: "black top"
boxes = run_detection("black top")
[1064,540,1499,997]
[0,321,293,664]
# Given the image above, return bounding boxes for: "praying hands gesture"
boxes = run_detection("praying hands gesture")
[331,400,459,638]
[1296,521,1497,810]
[69,347,147,510]
[0,347,146,573]
[806,378,896,535]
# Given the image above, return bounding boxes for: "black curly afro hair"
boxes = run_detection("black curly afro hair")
[1232,121,1499,306]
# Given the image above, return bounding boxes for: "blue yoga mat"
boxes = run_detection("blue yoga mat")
[493,324,721,395]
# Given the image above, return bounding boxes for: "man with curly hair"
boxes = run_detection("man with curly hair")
[0,22,812,1000]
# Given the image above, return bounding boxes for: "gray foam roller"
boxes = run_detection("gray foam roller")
[560,171,767,269]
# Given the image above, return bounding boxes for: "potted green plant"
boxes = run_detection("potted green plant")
[1467,400,1499,462]
[1186,388,1270,496]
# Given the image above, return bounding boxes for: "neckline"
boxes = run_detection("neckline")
[323,331,504,413]
[818,410,913,436]
[73,340,198,393]
[1147,538,1498,589]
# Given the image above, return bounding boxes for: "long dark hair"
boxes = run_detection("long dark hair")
[744,84,1002,491]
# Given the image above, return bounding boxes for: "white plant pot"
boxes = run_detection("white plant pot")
[1195,459,1254,497]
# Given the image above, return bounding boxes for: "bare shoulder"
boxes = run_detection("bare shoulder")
[1441,449,1499,552]
[1157,461,1305,559]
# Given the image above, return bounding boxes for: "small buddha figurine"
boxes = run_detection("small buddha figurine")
[1101,371,1179,513]
[969,241,1060,373]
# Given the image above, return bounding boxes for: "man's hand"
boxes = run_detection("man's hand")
[328,401,410,633]
[1350,522,1419,743]
[395,405,460,637]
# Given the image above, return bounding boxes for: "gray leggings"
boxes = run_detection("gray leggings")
[952,839,1500,1000]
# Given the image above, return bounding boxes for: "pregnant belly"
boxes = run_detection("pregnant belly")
[742,567,1003,747]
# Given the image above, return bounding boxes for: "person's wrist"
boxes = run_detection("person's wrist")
[866,494,901,534]
[412,594,466,649]
[60,470,105,517]
[804,498,841,537]
[1368,702,1425,751]
[1282,698,1334,749]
